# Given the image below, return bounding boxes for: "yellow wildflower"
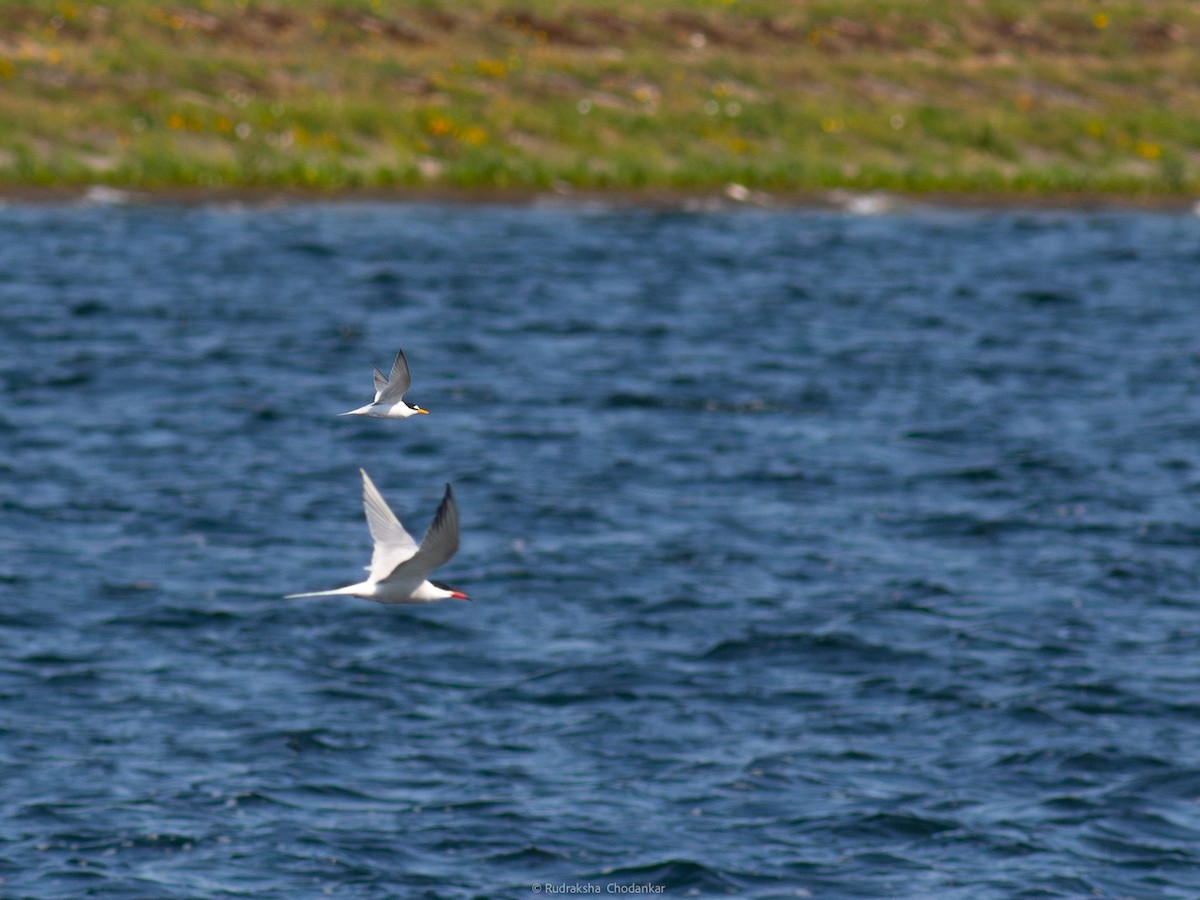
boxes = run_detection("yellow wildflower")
[1135,141,1161,160]
[461,126,488,146]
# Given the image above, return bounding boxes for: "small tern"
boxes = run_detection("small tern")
[340,349,429,418]
[286,470,469,604]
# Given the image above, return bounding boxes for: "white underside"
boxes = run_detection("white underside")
[286,577,458,604]
[340,402,421,418]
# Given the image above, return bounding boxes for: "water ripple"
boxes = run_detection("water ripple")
[2,204,1200,897]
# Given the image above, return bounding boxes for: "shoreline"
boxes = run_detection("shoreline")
[5,2,1197,205]
[2,183,1198,214]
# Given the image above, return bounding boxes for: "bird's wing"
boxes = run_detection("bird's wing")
[380,484,460,584]
[360,469,419,581]
[375,349,413,404]
[371,366,389,402]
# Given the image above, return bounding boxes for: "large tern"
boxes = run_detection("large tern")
[286,470,469,604]
[340,348,429,418]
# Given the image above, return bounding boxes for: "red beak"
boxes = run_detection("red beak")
[452,591,471,601]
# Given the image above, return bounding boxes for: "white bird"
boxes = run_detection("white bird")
[286,469,469,604]
[340,349,429,418]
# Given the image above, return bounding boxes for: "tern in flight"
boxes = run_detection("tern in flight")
[286,470,468,604]
[340,349,429,418]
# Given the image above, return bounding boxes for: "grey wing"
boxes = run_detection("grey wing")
[371,366,389,402]
[360,469,419,581]
[380,484,460,584]
[375,349,413,404]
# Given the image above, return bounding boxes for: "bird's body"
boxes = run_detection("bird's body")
[286,470,468,605]
[340,349,429,418]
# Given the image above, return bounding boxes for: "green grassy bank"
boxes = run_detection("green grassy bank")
[1,0,1198,195]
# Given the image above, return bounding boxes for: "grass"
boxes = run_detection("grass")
[0,0,1198,195]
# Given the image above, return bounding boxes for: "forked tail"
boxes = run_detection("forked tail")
[284,585,361,599]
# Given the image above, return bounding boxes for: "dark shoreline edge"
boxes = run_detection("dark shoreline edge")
[2,183,1198,213]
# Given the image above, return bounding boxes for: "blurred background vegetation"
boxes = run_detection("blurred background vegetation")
[1,0,1197,195]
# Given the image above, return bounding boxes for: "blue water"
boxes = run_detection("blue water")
[4,198,1200,898]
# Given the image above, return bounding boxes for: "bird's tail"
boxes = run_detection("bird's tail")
[285,585,361,599]
[337,405,373,416]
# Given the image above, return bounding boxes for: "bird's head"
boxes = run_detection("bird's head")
[406,402,430,415]
[433,580,470,601]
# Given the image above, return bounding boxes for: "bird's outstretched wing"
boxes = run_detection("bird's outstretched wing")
[375,349,413,404]
[360,469,419,581]
[371,366,389,402]
[380,484,460,584]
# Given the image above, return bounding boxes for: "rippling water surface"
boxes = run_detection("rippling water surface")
[4,199,1200,898]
